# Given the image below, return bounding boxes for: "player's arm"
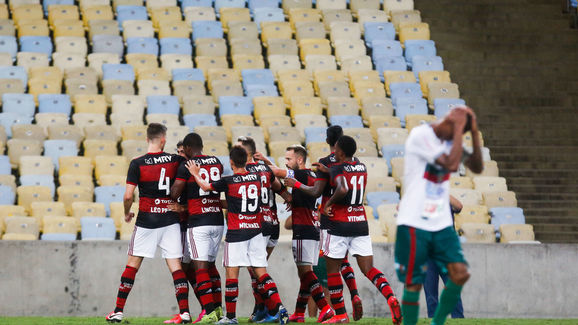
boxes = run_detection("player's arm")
[254,151,274,166]
[435,108,468,172]
[271,176,292,203]
[123,184,137,222]
[284,215,292,230]
[284,177,325,198]
[324,175,348,216]
[186,160,214,192]
[170,179,186,202]
[463,109,484,174]
[450,195,463,213]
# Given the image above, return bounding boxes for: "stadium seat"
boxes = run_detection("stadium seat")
[499,224,535,243]
[460,223,495,243]
[183,114,218,130]
[433,98,466,119]
[450,188,483,207]
[450,176,474,189]
[404,40,436,67]
[19,36,53,58]
[381,144,405,172]
[43,140,78,169]
[17,185,53,213]
[81,217,116,240]
[19,155,53,176]
[0,185,15,205]
[376,128,408,148]
[38,94,72,116]
[146,95,179,115]
[367,192,400,217]
[59,174,94,190]
[95,186,125,216]
[399,22,430,44]
[329,115,364,129]
[182,96,215,115]
[59,156,93,177]
[427,82,460,106]
[41,216,77,240]
[192,21,224,41]
[473,176,508,194]
[20,176,54,200]
[125,37,159,56]
[0,36,18,59]
[343,127,372,145]
[0,66,28,88]
[4,216,39,238]
[364,22,395,46]
[219,96,254,117]
[58,186,93,215]
[490,207,525,231]
[159,38,192,56]
[91,35,124,57]
[454,205,489,231]
[412,55,444,79]
[30,201,67,227]
[11,124,46,141]
[2,94,35,118]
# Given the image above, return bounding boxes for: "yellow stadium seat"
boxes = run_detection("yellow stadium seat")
[418,71,451,97]
[268,55,302,77]
[210,81,243,103]
[260,116,292,140]
[88,20,120,39]
[158,20,190,39]
[30,202,67,227]
[111,201,137,231]
[384,71,416,96]
[281,80,315,104]
[304,55,338,74]
[0,205,27,230]
[150,6,182,29]
[473,176,508,194]
[195,56,229,77]
[0,79,25,98]
[377,203,398,241]
[390,157,404,186]
[83,139,118,159]
[59,156,93,177]
[368,115,402,139]
[11,124,46,142]
[29,66,63,83]
[277,69,311,87]
[99,174,126,187]
[500,224,535,243]
[59,174,94,190]
[313,70,346,92]
[405,114,437,132]
[120,125,147,142]
[88,53,121,77]
[17,20,50,37]
[166,126,189,147]
[334,40,366,63]
[289,96,323,118]
[450,188,483,206]
[232,54,265,71]
[0,174,17,193]
[454,205,489,232]
[203,141,229,157]
[48,5,80,26]
[295,22,326,43]
[359,156,388,176]
[355,141,378,157]
[81,5,114,27]
[299,39,331,61]
[57,185,93,215]
[450,176,474,189]
[466,160,498,177]
[253,96,286,122]
[121,140,147,160]
[194,126,227,143]
[261,22,293,45]
[306,142,331,162]
[120,213,137,239]
[317,0,347,10]
[2,233,37,240]
[219,8,251,32]
[228,21,259,42]
[43,216,78,235]
[357,9,388,29]
[13,5,43,25]
[122,20,154,40]
[207,69,240,89]
[288,8,320,29]
[146,0,176,11]
[19,155,54,176]
[0,5,8,21]
[427,82,460,106]
[126,54,159,76]
[268,140,300,158]
[66,66,99,84]
[52,52,86,72]
[293,114,327,136]
[329,22,361,43]
[350,0,380,15]
[340,55,373,74]
[221,115,255,139]
[366,175,396,193]
[322,9,352,30]
[352,80,386,102]
[318,81,351,104]
[4,216,39,238]
[65,79,99,97]
[137,79,171,96]
[182,95,215,115]
[72,202,106,221]
[73,113,107,129]
[399,22,430,44]
[231,126,265,144]
[34,114,68,133]
[460,223,495,243]
[0,52,13,65]
[361,97,394,124]
[268,126,302,144]
[184,7,216,25]
[111,95,145,116]
[282,0,313,14]
[94,155,128,183]
[54,20,85,38]
[72,94,107,115]
[377,127,408,148]
[7,139,42,168]
[483,191,517,209]
[230,39,262,57]
[17,185,53,214]
[84,126,119,142]
[173,80,206,101]
[343,127,373,145]
[391,10,421,31]
[145,114,180,127]
[102,80,136,104]
[384,0,414,14]
[326,97,359,117]
[17,52,49,72]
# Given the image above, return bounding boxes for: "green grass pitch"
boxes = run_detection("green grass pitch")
[0,318,576,325]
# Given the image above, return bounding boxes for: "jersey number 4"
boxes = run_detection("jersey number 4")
[238,184,259,213]
[350,175,365,205]
[158,167,170,195]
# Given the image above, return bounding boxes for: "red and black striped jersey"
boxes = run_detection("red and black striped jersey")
[176,155,224,228]
[127,152,186,229]
[210,171,262,242]
[245,162,279,237]
[291,169,320,240]
[328,161,369,237]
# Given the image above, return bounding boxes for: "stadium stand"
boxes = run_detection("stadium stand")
[0,0,556,244]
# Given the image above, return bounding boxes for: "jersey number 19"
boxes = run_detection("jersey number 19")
[238,184,259,213]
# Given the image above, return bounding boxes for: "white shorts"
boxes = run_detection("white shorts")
[320,229,329,253]
[187,225,224,262]
[128,223,183,259]
[264,235,278,248]
[181,230,192,264]
[223,233,268,268]
[323,234,373,259]
[292,239,320,266]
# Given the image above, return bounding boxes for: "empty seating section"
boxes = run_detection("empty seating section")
[0,0,527,243]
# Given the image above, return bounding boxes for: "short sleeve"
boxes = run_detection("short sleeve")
[126,160,139,185]
[175,161,191,182]
[406,126,447,164]
[329,165,343,186]
[211,177,228,193]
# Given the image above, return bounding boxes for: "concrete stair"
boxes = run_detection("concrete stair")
[415,0,578,243]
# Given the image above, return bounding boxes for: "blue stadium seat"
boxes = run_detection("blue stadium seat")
[381,144,405,172]
[215,0,247,13]
[242,69,275,88]
[364,22,396,47]
[20,175,56,197]
[41,233,77,241]
[253,8,284,29]
[490,207,526,231]
[0,36,18,60]
[0,185,15,204]
[160,38,193,56]
[92,35,125,57]
[146,95,180,115]
[404,40,436,67]
[394,97,428,127]
[192,21,224,41]
[218,96,253,117]
[412,55,444,79]
[0,66,28,88]
[329,115,364,129]
[19,36,53,58]
[217,155,233,176]
[304,127,326,144]
[0,156,10,174]
[116,6,148,30]
[43,0,75,13]
[126,37,159,56]
[371,40,403,61]
[366,191,400,217]
[184,114,218,130]
[95,186,125,216]
[0,113,33,138]
[390,82,423,104]
[2,94,35,118]
[249,0,279,14]
[433,98,466,119]
[102,64,135,82]
[245,85,279,98]
[172,68,205,82]
[38,94,72,116]
[81,217,116,240]
[43,140,78,170]
[375,56,407,77]
[182,0,214,10]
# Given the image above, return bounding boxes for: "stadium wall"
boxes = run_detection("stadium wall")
[0,242,576,318]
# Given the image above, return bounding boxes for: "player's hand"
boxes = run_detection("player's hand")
[185,160,200,175]
[324,204,333,217]
[448,107,468,132]
[284,177,297,188]
[253,151,266,162]
[465,107,478,133]
[168,202,185,213]
[312,162,329,173]
[125,212,134,223]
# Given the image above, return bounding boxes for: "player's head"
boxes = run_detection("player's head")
[176,141,186,157]
[236,136,256,158]
[335,135,357,161]
[230,145,248,169]
[285,144,307,170]
[326,125,343,147]
[146,123,167,148]
[182,132,203,158]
